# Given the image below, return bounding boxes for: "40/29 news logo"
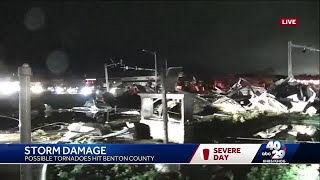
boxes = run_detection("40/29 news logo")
[262,140,286,163]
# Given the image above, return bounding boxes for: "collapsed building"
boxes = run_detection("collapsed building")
[136,74,319,143]
[209,77,319,116]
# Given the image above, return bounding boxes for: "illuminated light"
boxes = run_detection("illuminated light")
[0,81,20,95]
[31,83,44,94]
[96,90,100,95]
[311,80,319,85]
[109,87,117,95]
[67,87,77,94]
[66,88,72,94]
[80,86,92,95]
[55,86,64,94]
[48,87,54,90]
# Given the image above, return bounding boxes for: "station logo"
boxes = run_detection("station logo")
[280,18,298,26]
[262,140,286,163]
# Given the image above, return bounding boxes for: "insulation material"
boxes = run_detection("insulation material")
[245,92,288,113]
[212,96,246,113]
[254,125,288,138]
[288,125,318,137]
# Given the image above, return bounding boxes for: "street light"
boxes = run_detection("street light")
[104,59,123,92]
[288,41,320,78]
[142,49,157,91]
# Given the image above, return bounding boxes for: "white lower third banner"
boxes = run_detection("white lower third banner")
[189,144,262,164]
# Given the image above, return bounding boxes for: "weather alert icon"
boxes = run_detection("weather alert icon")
[201,148,212,160]
[262,140,286,163]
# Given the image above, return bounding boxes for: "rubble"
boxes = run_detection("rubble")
[226,78,266,97]
[58,121,138,142]
[212,96,246,113]
[254,125,289,138]
[196,77,319,116]
[288,124,318,137]
[254,124,318,139]
[61,122,111,142]
[245,92,288,113]
[305,106,317,116]
[120,110,140,115]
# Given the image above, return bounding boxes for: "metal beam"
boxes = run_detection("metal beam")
[291,44,320,52]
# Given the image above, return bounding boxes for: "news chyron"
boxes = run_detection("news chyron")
[0,141,318,164]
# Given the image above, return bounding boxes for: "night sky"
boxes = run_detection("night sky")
[0,2,319,78]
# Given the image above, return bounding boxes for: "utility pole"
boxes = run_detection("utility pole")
[161,62,169,143]
[154,52,158,91]
[288,41,293,78]
[288,41,320,78]
[18,64,32,180]
[165,58,168,75]
[155,59,181,173]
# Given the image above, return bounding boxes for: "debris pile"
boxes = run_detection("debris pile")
[212,96,246,113]
[245,92,288,113]
[254,123,319,142]
[198,77,319,118]
[59,122,138,143]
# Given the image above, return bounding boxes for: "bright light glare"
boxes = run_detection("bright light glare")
[80,86,92,95]
[67,87,78,94]
[31,83,44,94]
[47,87,55,92]
[55,86,64,94]
[0,81,20,95]
[109,87,116,95]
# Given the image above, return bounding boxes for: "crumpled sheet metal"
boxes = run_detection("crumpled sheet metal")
[286,86,317,115]
[226,78,266,97]
[254,124,318,138]
[245,92,288,113]
[67,122,95,133]
[205,77,318,115]
[288,125,318,137]
[61,122,102,142]
[212,96,246,113]
[254,125,288,138]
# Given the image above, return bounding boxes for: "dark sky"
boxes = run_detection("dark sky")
[0,1,319,78]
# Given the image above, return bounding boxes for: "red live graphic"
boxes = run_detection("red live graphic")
[280,18,298,26]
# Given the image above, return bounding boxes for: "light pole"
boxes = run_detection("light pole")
[142,49,157,91]
[104,63,109,92]
[104,59,123,92]
[288,41,320,78]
